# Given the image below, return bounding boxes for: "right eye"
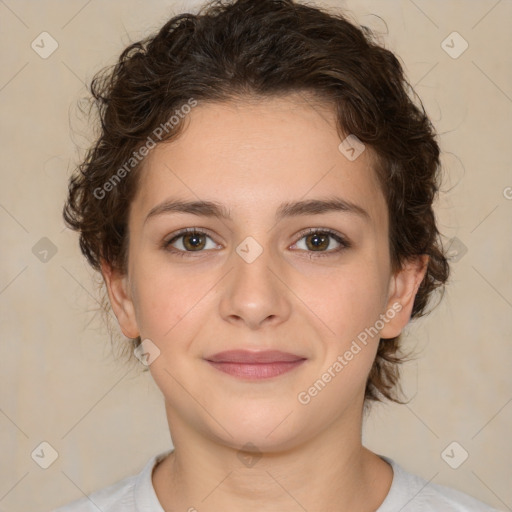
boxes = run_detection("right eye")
[163,228,221,255]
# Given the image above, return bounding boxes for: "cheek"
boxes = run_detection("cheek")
[294,266,386,407]
[301,260,387,343]
[129,260,210,340]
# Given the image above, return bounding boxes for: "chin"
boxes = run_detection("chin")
[202,404,314,454]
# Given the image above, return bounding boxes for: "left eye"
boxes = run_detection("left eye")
[292,230,348,253]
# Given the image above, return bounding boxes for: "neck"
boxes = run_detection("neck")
[152,403,393,512]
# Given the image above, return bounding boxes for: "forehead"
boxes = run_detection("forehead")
[133,95,387,226]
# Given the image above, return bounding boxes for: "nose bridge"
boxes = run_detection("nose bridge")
[219,237,291,328]
[234,241,275,288]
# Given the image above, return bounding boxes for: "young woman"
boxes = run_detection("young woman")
[55,0,499,510]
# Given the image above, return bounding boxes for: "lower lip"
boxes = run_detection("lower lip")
[206,360,306,380]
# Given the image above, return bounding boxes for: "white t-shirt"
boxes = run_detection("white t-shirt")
[51,450,499,511]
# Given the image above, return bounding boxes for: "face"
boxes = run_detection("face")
[103,94,426,452]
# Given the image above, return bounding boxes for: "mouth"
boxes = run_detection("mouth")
[205,350,307,380]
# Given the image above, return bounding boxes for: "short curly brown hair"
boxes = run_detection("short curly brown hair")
[63,0,450,404]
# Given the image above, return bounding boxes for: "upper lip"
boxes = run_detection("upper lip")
[206,350,306,364]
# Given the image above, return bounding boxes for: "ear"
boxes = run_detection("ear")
[100,259,140,339]
[379,255,429,339]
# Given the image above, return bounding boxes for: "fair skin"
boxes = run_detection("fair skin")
[102,93,427,512]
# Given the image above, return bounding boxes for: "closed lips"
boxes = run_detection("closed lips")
[206,350,306,364]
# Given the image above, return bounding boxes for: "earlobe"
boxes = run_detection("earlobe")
[379,255,429,339]
[100,259,140,339]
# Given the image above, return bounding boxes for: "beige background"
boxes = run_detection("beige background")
[0,0,511,511]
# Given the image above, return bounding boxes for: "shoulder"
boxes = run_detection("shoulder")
[51,473,138,512]
[378,456,500,512]
[49,451,171,512]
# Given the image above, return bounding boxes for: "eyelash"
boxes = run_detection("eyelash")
[163,227,351,258]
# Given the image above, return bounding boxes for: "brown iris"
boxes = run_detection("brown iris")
[305,232,330,251]
[182,232,207,251]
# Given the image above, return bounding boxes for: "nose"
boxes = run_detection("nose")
[218,243,292,330]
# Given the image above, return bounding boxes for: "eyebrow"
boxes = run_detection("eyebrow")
[144,197,371,225]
